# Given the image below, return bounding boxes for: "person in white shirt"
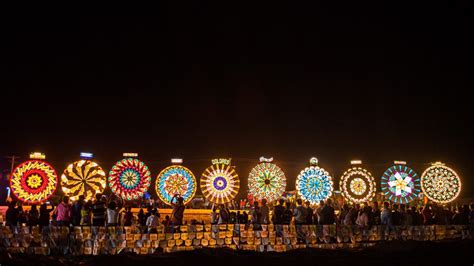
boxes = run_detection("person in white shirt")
[106,201,119,226]
[146,209,160,233]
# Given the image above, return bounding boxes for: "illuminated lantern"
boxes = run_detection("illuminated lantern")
[200,158,240,204]
[421,162,461,204]
[61,159,106,201]
[296,157,333,204]
[10,159,58,204]
[248,157,286,202]
[381,162,420,204]
[108,156,152,200]
[156,159,197,205]
[339,161,376,204]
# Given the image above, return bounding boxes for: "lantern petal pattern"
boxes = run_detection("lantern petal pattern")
[381,165,420,204]
[296,166,333,204]
[10,160,58,204]
[248,162,286,202]
[108,158,151,200]
[421,162,461,204]
[61,160,106,201]
[340,167,376,203]
[200,162,240,204]
[156,165,197,205]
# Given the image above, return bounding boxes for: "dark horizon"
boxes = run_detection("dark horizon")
[1,3,473,198]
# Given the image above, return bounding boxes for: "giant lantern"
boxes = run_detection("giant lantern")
[108,153,152,200]
[61,153,106,201]
[381,161,421,204]
[421,162,461,204]
[10,152,58,204]
[200,158,240,204]
[296,157,334,205]
[156,159,197,205]
[248,157,286,202]
[339,160,376,204]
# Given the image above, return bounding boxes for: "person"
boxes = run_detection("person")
[5,201,19,228]
[305,201,313,224]
[338,204,349,225]
[55,196,72,226]
[259,199,270,224]
[250,201,261,226]
[146,209,160,233]
[403,204,413,225]
[272,199,285,224]
[391,204,401,226]
[81,201,92,225]
[422,204,433,225]
[162,215,172,232]
[315,200,325,224]
[123,206,133,226]
[106,201,119,226]
[39,202,53,229]
[236,211,243,224]
[370,202,381,226]
[18,204,28,225]
[92,194,106,226]
[210,204,218,224]
[28,205,39,227]
[71,195,85,226]
[218,204,230,224]
[282,201,293,225]
[381,202,392,226]
[356,205,370,227]
[293,199,307,243]
[242,211,249,224]
[320,199,335,225]
[171,195,185,226]
[229,210,237,224]
[138,208,146,226]
[344,205,357,225]
[293,199,307,224]
[452,205,469,225]
[145,206,153,221]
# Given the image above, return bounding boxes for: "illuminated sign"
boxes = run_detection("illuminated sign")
[211,158,231,165]
[80,152,93,159]
[351,160,362,165]
[171,158,183,164]
[123,153,138,158]
[29,152,45,159]
[394,160,407,165]
[259,157,273,163]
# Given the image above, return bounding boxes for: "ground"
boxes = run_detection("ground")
[1,240,473,266]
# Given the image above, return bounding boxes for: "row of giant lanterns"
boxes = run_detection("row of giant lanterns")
[9,152,461,206]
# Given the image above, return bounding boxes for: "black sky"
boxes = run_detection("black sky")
[1,3,473,198]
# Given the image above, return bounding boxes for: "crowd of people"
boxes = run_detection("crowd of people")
[3,194,187,231]
[3,194,474,231]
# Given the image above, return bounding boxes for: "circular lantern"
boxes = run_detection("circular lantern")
[421,162,461,204]
[10,160,58,204]
[248,157,286,202]
[108,158,152,200]
[381,164,420,204]
[340,167,376,204]
[200,158,240,204]
[61,160,107,201]
[296,158,333,204]
[156,165,197,205]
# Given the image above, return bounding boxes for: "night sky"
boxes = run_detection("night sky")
[1,3,473,199]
